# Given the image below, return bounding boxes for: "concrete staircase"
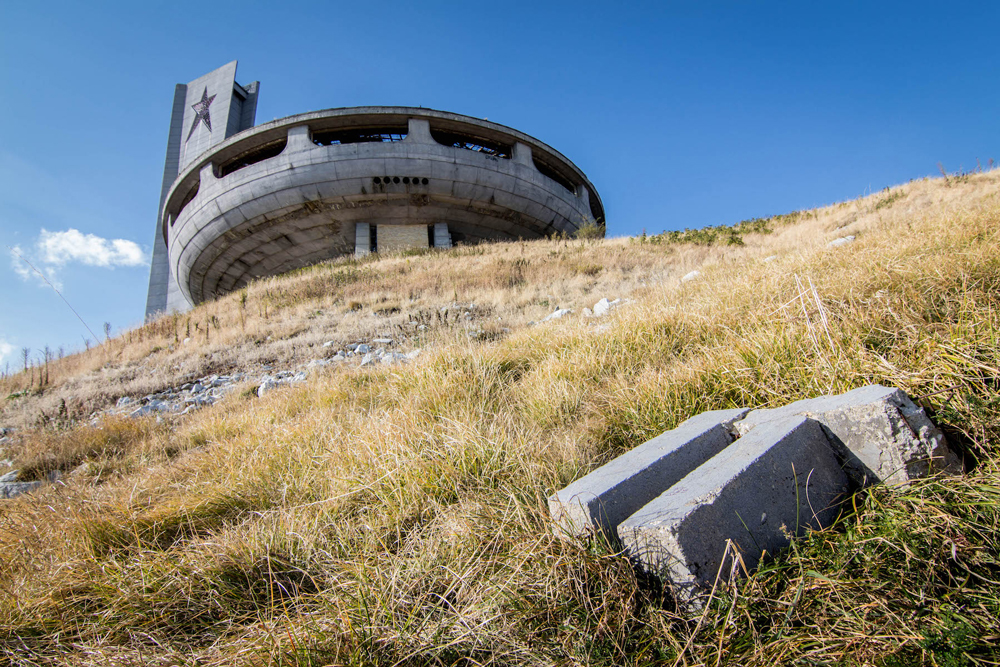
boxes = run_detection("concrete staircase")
[548,385,962,603]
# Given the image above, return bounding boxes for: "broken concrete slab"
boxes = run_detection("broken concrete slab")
[733,385,961,486]
[618,415,849,602]
[0,480,44,500]
[549,407,749,545]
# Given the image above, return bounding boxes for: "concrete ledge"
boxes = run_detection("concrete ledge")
[618,416,849,602]
[548,408,748,545]
[734,385,962,485]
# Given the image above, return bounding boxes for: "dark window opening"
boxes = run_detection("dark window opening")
[215,139,288,178]
[176,181,200,217]
[430,129,511,158]
[312,127,407,146]
[370,224,378,253]
[533,157,576,194]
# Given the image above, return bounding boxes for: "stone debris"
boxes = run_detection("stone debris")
[548,385,961,605]
[681,270,701,282]
[763,255,778,262]
[541,308,573,322]
[828,235,856,248]
[0,481,44,500]
[618,416,849,602]
[97,336,424,422]
[733,385,961,486]
[0,470,60,500]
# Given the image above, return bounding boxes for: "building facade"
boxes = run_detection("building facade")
[145,62,602,320]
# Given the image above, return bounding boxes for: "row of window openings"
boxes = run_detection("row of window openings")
[178,129,579,217]
[214,128,575,192]
[375,176,429,185]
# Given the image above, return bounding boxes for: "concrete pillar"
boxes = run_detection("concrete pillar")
[405,118,434,144]
[199,162,216,189]
[433,222,452,249]
[355,222,371,256]
[287,124,312,152]
[575,183,594,219]
[513,141,533,167]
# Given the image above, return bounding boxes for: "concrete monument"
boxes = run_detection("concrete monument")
[145,62,603,320]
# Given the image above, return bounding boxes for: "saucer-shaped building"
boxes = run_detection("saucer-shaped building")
[145,61,603,319]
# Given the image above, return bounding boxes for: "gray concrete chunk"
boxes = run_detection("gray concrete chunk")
[549,408,749,545]
[0,481,44,500]
[733,385,961,485]
[618,416,849,602]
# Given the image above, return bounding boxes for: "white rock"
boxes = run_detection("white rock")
[130,401,168,418]
[360,353,375,366]
[116,396,134,408]
[681,270,700,283]
[763,255,778,262]
[257,379,278,397]
[0,470,19,483]
[372,338,393,345]
[406,349,422,360]
[541,308,573,322]
[356,343,371,354]
[322,340,336,348]
[828,235,856,248]
[583,308,593,318]
[381,352,408,365]
[332,352,346,361]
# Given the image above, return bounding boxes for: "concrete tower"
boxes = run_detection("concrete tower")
[144,61,259,320]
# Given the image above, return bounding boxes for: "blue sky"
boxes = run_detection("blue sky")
[1,1,997,369]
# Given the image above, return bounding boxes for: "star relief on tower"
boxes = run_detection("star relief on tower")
[186,87,217,141]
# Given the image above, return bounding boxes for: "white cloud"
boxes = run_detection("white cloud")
[9,244,63,290]
[9,228,147,291]
[0,339,13,364]
[38,228,146,268]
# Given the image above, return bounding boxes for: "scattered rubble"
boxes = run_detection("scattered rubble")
[828,235,856,248]
[681,270,701,282]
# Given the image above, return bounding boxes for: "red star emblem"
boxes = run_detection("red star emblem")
[186,87,217,141]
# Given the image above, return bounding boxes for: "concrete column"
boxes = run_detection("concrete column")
[405,118,434,144]
[287,124,312,152]
[433,223,452,248]
[513,141,533,166]
[199,162,216,189]
[355,222,371,256]
[575,183,594,218]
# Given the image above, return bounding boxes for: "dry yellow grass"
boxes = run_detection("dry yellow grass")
[1,170,999,665]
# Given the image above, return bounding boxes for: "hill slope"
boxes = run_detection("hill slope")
[1,171,999,665]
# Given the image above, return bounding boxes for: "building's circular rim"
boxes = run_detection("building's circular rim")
[161,105,604,240]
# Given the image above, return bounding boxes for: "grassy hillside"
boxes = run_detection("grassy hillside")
[1,172,999,665]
